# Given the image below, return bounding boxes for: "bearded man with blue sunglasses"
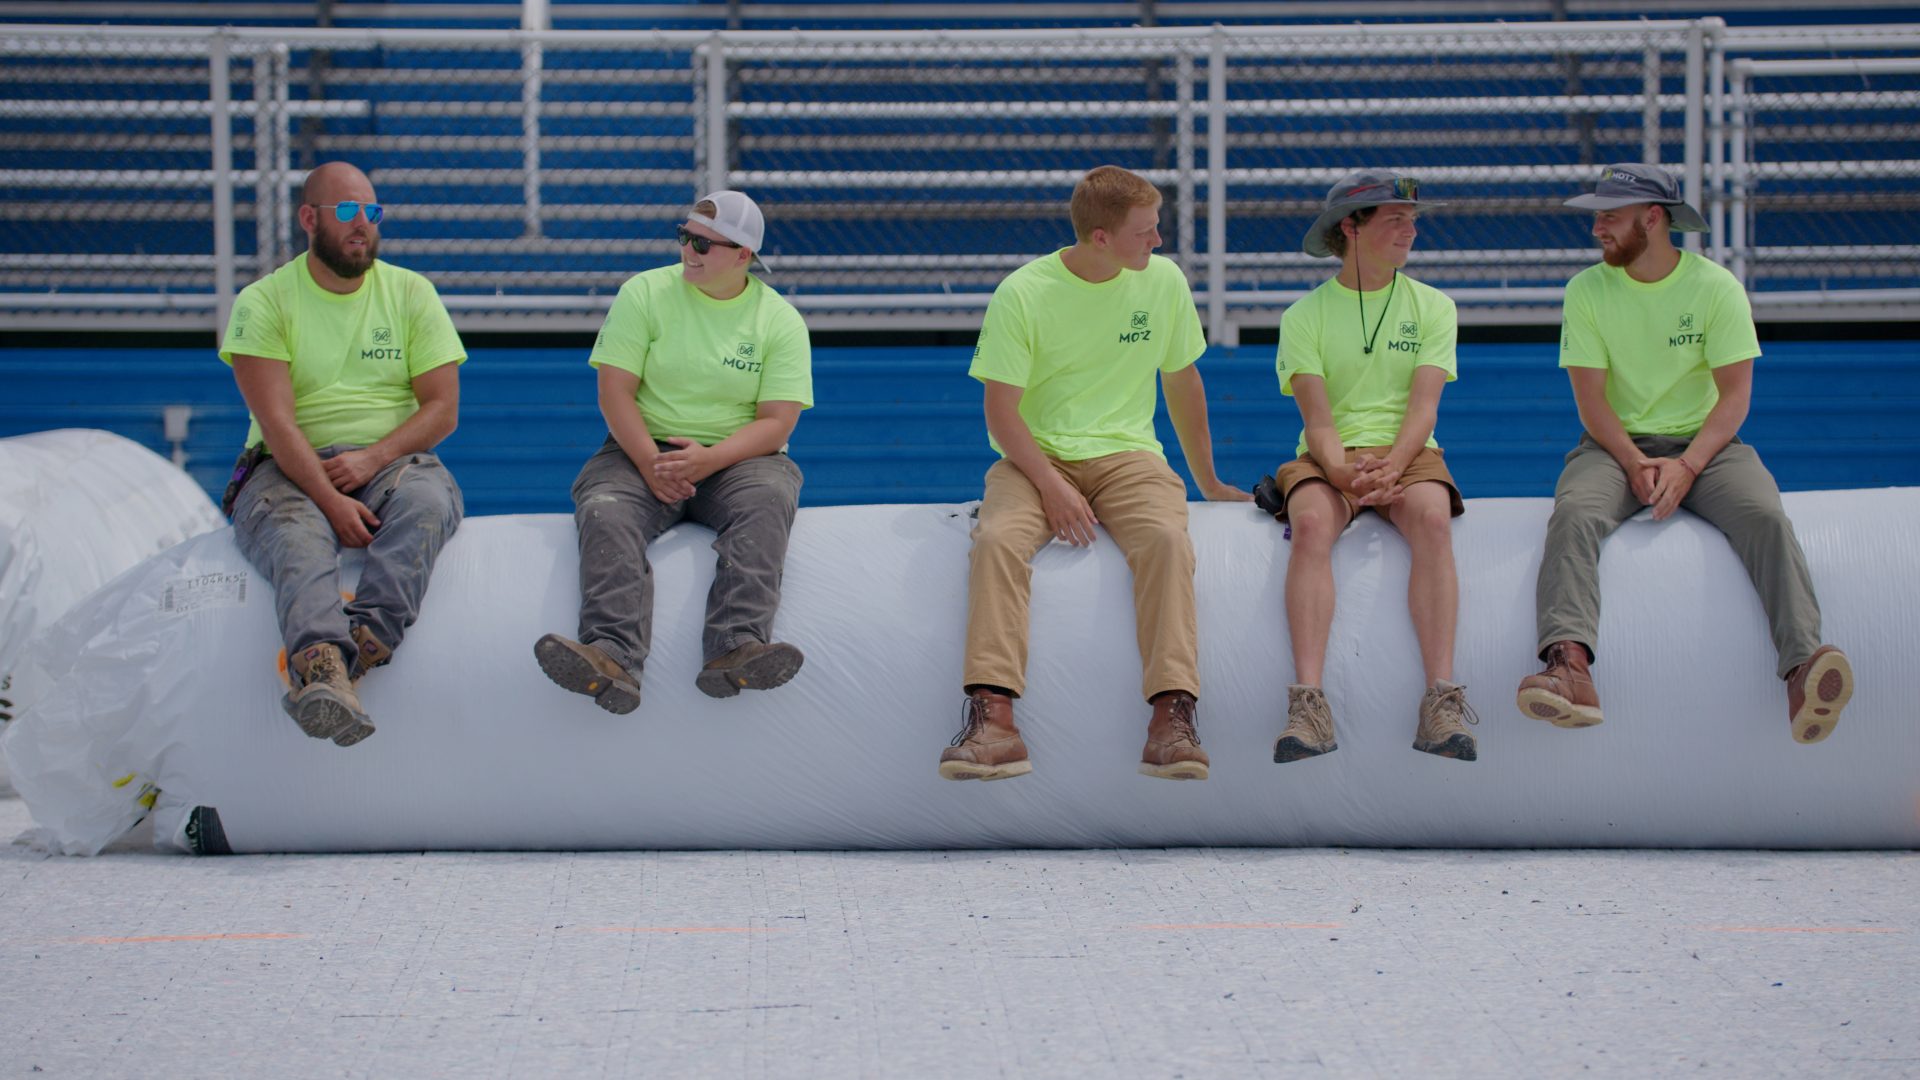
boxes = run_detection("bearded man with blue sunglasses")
[219,161,467,748]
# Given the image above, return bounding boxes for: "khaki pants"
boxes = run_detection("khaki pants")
[1535,434,1823,678]
[964,451,1197,702]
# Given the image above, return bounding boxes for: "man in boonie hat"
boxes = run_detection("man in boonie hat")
[536,189,815,713]
[1518,162,1854,743]
[1259,168,1481,766]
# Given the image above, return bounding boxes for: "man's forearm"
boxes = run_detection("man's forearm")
[361,398,457,470]
[1681,395,1746,472]
[702,416,794,472]
[1164,378,1224,488]
[256,417,340,508]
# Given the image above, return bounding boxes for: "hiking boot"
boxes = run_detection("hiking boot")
[348,624,392,679]
[1273,685,1337,762]
[1516,641,1603,728]
[1787,645,1853,745]
[534,633,640,715]
[695,640,805,699]
[939,688,1032,781]
[282,643,372,745]
[1140,691,1209,780]
[1414,679,1479,761]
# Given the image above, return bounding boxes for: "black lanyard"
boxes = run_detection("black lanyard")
[1358,269,1398,355]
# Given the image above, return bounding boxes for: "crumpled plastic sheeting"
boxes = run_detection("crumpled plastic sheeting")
[0,429,222,797]
[3,493,1915,855]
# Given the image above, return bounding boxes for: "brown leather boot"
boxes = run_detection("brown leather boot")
[1273,685,1337,763]
[1516,641,1602,728]
[1786,645,1853,744]
[283,643,372,745]
[1140,691,1209,780]
[534,633,641,714]
[696,640,805,699]
[939,688,1032,781]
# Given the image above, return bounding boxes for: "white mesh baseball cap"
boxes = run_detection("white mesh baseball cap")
[688,190,767,265]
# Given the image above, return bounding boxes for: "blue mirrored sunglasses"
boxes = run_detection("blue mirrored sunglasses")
[312,201,383,224]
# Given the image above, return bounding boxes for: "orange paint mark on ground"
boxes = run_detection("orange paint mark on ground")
[1699,926,1899,935]
[1133,922,1343,931]
[66,932,304,944]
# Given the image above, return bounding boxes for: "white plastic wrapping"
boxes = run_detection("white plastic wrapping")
[4,492,1915,854]
[0,429,223,795]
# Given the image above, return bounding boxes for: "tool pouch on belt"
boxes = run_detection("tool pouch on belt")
[220,444,270,518]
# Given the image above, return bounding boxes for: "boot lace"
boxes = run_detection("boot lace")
[950,694,990,748]
[1432,683,1480,728]
[1164,694,1201,745]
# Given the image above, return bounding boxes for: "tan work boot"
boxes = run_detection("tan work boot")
[349,624,392,678]
[1414,679,1479,761]
[1273,685,1337,763]
[696,640,805,699]
[283,643,372,745]
[1516,641,1603,728]
[939,688,1032,781]
[1787,645,1853,744]
[534,633,641,714]
[1140,691,1209,780]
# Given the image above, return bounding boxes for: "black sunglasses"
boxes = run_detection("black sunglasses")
[677,226,742,255]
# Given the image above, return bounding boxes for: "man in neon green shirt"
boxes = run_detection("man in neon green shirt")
[1261,169,1479,765]
[1518,163,1854,743]
[939,165,1250,784]
[221,161,467,748]
[535,191,812,713]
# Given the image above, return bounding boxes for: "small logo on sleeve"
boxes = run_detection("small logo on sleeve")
[1119,311,1153,343]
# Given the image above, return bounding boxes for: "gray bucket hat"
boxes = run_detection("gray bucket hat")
[1302,169,1444,258]
[1563,163,1708,232]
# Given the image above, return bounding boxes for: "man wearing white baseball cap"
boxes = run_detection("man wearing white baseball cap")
[535,190,814,712]
[1518,162,1853,743]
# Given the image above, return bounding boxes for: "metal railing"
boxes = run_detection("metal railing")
[1,18,1915,338]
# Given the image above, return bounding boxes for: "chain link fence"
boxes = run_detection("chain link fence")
[1,19,1915,337]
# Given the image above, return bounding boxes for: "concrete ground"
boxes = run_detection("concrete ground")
[1,795,1914,1078]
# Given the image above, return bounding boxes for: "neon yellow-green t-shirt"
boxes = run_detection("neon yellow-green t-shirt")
[1277,272,1458,456]
[968,251,1205,462]
[1560,251,1761,437]
[219,256,466,450]
[589,265,813,446]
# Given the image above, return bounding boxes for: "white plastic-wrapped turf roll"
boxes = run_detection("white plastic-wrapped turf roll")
[0,429,223,794]
[4,493,1915,855]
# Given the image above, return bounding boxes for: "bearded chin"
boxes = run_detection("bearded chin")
[1601,221,1648,268]
[314,231,377,279]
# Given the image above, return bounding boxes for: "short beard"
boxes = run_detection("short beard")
[311,227,377,280]
[1600,218,1649,268]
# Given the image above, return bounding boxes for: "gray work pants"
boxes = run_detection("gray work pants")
[232,446,464,666]
[571,435,803,678]
[1535,434,1823,678]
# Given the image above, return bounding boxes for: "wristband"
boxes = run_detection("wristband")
[1679,458,1699,477]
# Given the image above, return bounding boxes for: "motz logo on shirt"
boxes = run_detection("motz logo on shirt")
[722,341,761,373]
[1119,310,1152,343]
[1387,319,1422,353]
[1670,312,1704,347]
[362,326,403,360]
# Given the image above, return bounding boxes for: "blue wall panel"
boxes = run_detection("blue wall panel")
[3,341,1917,518]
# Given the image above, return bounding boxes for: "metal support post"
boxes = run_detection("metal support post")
[1205,27,1228,345]
[211,32,236,337]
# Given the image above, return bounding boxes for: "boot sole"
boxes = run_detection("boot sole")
[281,688,368,743]
[696,643,804,700]
[1272,736,1336,763]
[1516,687,1603,728]
[1413,735,1478,761]
[1791,649,1853,744]
[1139,760,1209,781]
[938,759,1033,781]
[534,635,640,715]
